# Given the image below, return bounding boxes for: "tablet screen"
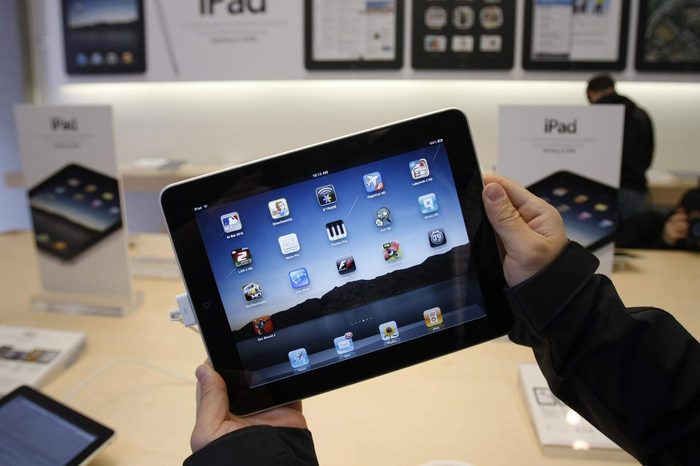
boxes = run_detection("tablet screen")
[194,139,488,388]
[29,164,123,262]
[527,170,618,252]
[0,395,97,465]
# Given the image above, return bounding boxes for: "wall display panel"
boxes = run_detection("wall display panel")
[304,0,404,69]
[522,0,629,70]
[411,0,515,70]
[635,0,700,72]
[62,0,146,75]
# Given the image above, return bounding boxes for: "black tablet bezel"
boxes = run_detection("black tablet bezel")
[161,109,513,415]
[28,163,124,262]
[62,0,147,75]
[522,0,630,71]
[635,0,700,72]
[304,0,405,70]
[0,385,114,465]
[527,170,618,252]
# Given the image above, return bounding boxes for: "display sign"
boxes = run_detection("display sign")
[411,0,515,70]
[519,363,620,449]
[155,0,302,80]
[522,0,630,70]
[635,0,700,72]
[14,105,137,316]
[498,105,624,274]
[62,0,146,75]
[305,0,404,69]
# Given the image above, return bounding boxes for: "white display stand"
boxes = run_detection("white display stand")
[14,105,139,316]
[498,105,624,275]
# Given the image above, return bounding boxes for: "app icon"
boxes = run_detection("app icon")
[252,316,273,335]
[578,211,593,221]
[334,332,355,354]
[278,233,300,254]
[268,198,290,219]
[599,219,614,228]
[423,307,443,328]
[594,203,608,212]
[326,220,347,241]
[232,247,253,267]
[375,207,392,227]
[363,172,384,193]
[221,212,242,233]
[383,241,401,261]
[76,53,88,66]
[336,256,356,275]
[552,187,568,197]
[574,194,589,204]
[121,51,134,64]
[288,348,309,369]
[242,282,263,302]
[428,228,447,247]
[418,193,439,214]
[379,321,400,341]
[316,185,337,206]
[409,158,430,180]
[556,204,570,213]
[289,268,310,289]
[105,52,119,65]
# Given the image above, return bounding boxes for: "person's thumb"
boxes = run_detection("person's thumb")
[482,182,530,248]
[195,362,229,427]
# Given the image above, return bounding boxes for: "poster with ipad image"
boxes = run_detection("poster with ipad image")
[62,0,146,75]
[498,105,624,275]
[161,109,513,414]
[412,0,516,70]
[305,0,404,69]
[635,0,700,71]
[14,105,136,316]
[522,0,630,70]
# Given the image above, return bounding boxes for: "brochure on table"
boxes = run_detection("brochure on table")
[519,363,620,450]
[14,105,138,316]
[498,105,624,275]
[0,325,86,396]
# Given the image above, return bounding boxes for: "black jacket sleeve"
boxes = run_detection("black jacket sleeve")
[183,426,319,466]
[507,242,700,465]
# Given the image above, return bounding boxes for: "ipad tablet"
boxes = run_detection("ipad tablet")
[62,0,146,75]
[0,385,114,466]
[29,164,123,262]
[527,170,618,252]
[161,109,512,415]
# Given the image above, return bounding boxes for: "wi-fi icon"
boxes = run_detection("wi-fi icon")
[315,185,337,206]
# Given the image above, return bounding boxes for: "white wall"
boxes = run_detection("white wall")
[45,79,700,174]
[25,0,700,176]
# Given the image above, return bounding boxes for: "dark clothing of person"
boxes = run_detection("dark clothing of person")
[595,93,655,194]
[508,242,700,465]
[616,211,669,249]
[184,243,700,466]
[184,425,318,466]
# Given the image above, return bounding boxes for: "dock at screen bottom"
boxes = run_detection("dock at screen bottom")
[234,276,487,388]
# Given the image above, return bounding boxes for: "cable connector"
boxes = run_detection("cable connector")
[169,292,199,329]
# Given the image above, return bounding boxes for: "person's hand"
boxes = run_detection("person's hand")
[482,175,568,287]
[191,361,308,453]
[662,208,689,246]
